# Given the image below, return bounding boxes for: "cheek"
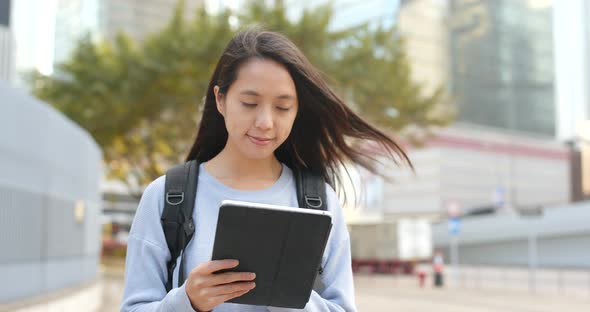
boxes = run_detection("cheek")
[224,108,250,135]
[278,113,297,139]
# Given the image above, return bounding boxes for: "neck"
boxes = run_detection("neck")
[205,144,282,180]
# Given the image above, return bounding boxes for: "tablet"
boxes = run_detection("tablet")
[211,200,333,308]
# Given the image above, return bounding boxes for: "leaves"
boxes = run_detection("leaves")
[28,1,454,194]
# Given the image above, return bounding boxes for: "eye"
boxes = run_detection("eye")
[276,106,291,112]
[241,102,257,108]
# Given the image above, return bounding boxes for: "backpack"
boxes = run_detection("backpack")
[160,160,328,292]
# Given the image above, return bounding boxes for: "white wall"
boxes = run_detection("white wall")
[0,81,103,302]
[344,125,571,224]
[437,126,570,211]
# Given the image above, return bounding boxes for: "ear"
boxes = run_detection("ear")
[213,86,225,117]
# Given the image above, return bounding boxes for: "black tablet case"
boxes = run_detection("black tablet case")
[211,202,333,309]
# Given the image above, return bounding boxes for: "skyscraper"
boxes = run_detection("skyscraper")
[6,0,206,86]
[393,1,568,218]
[98,0,204,43]
[54,0,101,66]
[398,0,449,97]
[9,0,57,85]
[290,0,399,30]
[448,0,555,136]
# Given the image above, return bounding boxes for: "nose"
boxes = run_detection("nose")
[254,106,273,130]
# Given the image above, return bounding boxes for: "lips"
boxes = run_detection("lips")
[247,135,274,146]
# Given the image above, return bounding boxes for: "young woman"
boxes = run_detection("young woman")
[121,27,410,312]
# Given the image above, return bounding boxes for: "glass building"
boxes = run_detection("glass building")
[296,0,400,30]
[448,0,554,136]
[54,0,101,66]
[99,0,204,43]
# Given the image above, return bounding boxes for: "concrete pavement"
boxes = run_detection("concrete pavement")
[354,274,590,312]
[98,272,590,311]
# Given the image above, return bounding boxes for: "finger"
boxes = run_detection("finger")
[197,259,239,275]
[207,272,256,287]
[209,288,252,306]
[205,281,256,297]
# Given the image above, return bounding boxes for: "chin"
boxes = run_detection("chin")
[240,146,277,161]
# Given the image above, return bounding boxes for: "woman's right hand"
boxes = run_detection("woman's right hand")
[185,259,256,312]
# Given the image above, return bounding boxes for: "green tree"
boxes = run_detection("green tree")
[28,1,453,194]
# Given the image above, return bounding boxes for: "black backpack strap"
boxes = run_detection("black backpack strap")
[295,168,329,276]
[161,160,198,292]
[294,169,327,211]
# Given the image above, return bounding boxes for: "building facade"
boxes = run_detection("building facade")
[0,81,103,303]
[448,0,554,136]
[343,125,571,224]
[398,0,449,97]
[0,0,15,83]
[98,0,204,43]
[53,0,101,66]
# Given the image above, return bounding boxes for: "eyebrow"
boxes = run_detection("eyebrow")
[239,90,296,100]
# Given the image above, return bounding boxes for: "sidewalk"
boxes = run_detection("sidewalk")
[7,261,587,311]
[98,259,126,312]
[97,266,590,311]
[354,274,590,312]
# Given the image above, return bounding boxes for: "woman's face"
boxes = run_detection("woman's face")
[214,58,299,161]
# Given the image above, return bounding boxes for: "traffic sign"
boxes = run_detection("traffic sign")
[448,217,461,235]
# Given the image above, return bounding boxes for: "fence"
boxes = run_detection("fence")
[443,265,590,298]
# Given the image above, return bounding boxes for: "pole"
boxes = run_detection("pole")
[451,235,459,286]
[528,228,537,293]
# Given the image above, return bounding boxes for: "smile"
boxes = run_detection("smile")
[247,135,274,146]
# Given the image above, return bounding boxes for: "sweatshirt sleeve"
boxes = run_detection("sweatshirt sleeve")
[119,176,197,312]
[267,184,357,312]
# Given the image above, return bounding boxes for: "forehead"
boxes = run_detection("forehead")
[230,58,297,98]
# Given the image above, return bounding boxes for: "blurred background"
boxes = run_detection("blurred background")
[1,0,589,311]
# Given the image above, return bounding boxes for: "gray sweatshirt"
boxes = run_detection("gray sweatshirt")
[120,163,357,312]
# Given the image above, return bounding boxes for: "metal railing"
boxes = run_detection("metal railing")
[443,265,590,298]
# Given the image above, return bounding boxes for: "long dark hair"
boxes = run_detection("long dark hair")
[187,26,411,190]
